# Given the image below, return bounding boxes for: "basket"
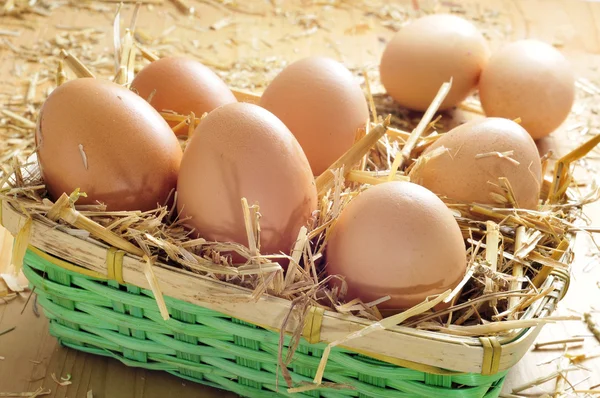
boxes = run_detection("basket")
[1,196,571,398]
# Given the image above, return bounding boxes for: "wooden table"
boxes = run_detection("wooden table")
[1,1,599,397]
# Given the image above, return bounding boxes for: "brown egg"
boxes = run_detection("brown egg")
[36,77,182,211]
[410,117,542,209]
[259,56,369,176]
[380,14,490,112]
[177,102,317,260]
[326,181,466,310]
[479,39,575,140]
[131,56,237,132]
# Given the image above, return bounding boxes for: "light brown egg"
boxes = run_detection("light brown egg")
[131,56,237,133]
[326,181,466,310]
[479,39,575,140]
[410,117,542,209]
[380,14,490,112]
[36,77,182,211]
[177,102,317,261]
[259,56,369,176]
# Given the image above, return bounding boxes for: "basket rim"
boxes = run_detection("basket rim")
[1,198,571,375]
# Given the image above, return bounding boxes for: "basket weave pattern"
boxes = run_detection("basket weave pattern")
[24,248,510,398]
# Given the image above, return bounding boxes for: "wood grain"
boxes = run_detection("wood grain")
[0,0,599,396]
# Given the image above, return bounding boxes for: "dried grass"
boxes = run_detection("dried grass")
[584,312,600,343]
[0,388,51,397]
[2,62,594,339]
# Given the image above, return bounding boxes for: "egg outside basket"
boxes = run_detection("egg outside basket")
[1,198,571,398]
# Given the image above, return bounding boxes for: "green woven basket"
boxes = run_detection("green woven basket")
[23,248,508,398]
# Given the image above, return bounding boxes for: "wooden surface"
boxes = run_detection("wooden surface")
[1,0,600,397]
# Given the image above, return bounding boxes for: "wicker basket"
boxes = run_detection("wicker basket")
[1,196,571,398]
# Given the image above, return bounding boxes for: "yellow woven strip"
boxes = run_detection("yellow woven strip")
[28,245,107,280]
[302,306,324,344]
[339,345,464,376]
[310,307,324,343]
[490,337,502,375]
[550,267,569,280]
[550,268,571,300]
[106,247,116,281]
[106,248,125,284]
[479,337,493,375]
[0,199,4,228]
[114,250,125,284]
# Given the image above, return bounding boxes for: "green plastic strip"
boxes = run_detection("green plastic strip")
[24,248,508,398]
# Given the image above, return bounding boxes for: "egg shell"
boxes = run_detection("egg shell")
[131,56,237,132]
[36,77,182,211]
[326,181,467,310]
[259,56,369,176]
[479,39,575,140]
[379,14,490,112]
[410,117,542,209]
[177,102,317,261]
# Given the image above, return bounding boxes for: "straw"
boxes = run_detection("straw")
[315,117,390,196]
[301,290,451,390]
[60,49,95,78]
[389,79,452,178]
[1,0,598,344]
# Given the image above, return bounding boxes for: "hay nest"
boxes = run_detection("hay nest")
[1,1,600,344]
